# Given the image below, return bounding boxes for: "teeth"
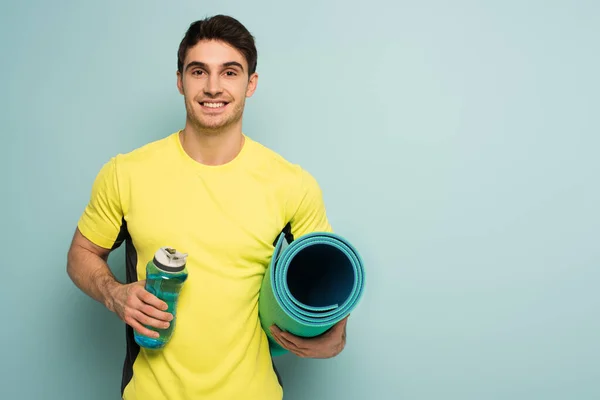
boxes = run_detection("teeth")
[203,102,225,108]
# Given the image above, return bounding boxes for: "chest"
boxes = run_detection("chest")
[123,170,289,271]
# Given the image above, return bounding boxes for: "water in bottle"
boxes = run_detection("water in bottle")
[134,246,188,349]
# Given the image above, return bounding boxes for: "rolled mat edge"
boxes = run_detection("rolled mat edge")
[258,231,366,356]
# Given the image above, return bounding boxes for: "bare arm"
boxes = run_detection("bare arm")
[67,228,120,311]
[66,228,172,338]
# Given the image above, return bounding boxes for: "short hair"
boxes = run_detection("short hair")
[177,15,258,76]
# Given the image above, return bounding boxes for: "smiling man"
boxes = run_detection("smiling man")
[66,15,347,400]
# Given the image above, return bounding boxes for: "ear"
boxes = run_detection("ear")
[176,71,184,95]
[245,72,258,98]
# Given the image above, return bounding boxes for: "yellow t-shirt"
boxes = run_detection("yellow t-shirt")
[77,131,332,400]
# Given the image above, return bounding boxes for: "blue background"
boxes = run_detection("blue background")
[1,1,598,399]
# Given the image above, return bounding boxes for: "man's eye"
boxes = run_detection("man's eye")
[192,70,204,76]
[225,71,237,76]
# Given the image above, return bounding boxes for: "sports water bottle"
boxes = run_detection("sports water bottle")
[134,247,188,349]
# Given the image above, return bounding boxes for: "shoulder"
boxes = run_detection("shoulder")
[244,135,310,184]
[244,135,326,219]
[89,133,176,196]
[110,132,178,174]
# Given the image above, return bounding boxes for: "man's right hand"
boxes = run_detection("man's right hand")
[108,280,174,338]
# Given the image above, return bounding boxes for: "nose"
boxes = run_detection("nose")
[204,74,223,96]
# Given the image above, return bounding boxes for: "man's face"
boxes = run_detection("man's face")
[177,40,257,132]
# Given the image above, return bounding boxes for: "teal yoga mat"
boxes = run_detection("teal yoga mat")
[259,231,366,356]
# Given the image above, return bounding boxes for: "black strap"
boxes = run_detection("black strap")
[273,222,294,246]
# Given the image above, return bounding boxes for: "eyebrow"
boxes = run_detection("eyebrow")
[185,61,245,72]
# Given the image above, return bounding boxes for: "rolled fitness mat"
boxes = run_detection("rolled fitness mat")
[259,231,366,356]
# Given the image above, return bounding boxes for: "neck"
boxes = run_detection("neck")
[179,120,245,166]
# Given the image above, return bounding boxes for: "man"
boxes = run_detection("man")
[67,14,347,400]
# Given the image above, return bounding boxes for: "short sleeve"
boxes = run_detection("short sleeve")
[77,157,125,249]
[287,167,333,238]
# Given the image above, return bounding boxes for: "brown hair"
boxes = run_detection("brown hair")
[177,15,258,76]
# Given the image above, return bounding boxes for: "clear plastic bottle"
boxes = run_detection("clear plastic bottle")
[134,247,188,349]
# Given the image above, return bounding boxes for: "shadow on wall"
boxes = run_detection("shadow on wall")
[273,352,329,393]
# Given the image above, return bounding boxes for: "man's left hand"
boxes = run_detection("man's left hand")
[269,316,348,358]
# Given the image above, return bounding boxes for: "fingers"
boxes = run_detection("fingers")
[140,303,173,322]
[270,325,318,350]
[269,319,349,359]
[271,327,300,349]
[134,308,171,329]
[125,313,162,339]
[136,284,169,311]
[131,290,172,325]
[122,299,170,335]
[130,283,171,321]
[272,334,306,357]
[116,282,174,338]
[270,326,309,357]
[278,330,310,349]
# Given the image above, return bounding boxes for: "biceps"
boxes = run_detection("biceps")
[70,227,112,260]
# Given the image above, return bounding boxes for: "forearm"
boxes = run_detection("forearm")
[67,244,120,312]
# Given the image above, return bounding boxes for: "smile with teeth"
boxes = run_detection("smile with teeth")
[201,102,227,108]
